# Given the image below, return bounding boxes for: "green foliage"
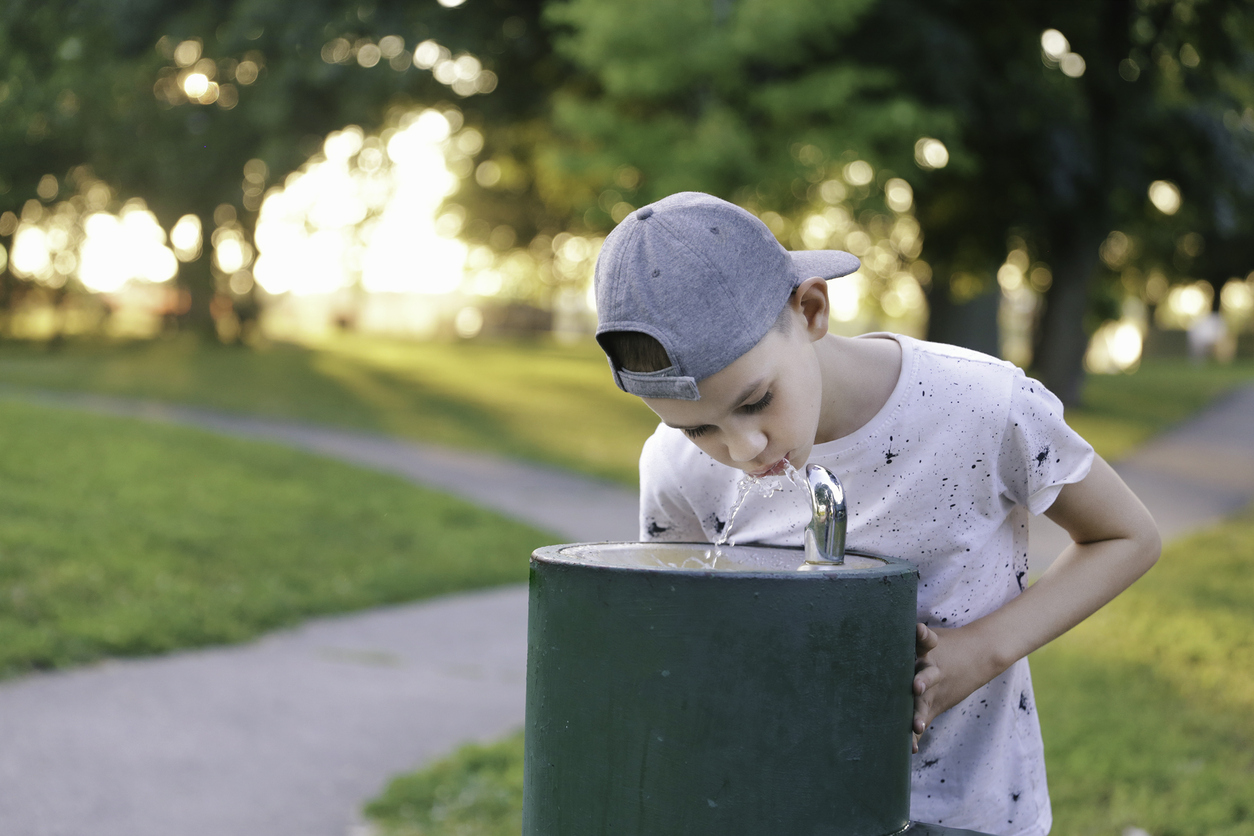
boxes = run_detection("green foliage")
[503,0,1254,401]
[365,732,525,836]
[0,0,557,323]
[0,0,551,220]
[0,397,552,676]
[537,0,949,218]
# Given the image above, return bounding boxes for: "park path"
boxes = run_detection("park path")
[0,383,1251,836]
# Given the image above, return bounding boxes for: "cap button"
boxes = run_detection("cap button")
[635,207,654,220]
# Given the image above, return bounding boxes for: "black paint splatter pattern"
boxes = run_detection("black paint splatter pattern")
[637,333,1094,835]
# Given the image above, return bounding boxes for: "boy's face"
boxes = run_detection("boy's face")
[642,312,824,477]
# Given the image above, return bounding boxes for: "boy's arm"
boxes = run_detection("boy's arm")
[911,454,1161,749]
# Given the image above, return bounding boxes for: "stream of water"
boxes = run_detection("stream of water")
[713,463,806,547]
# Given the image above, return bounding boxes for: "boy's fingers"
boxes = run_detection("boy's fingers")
[915,622,939,653]
[911,623,943,755]
[913,657,941,693]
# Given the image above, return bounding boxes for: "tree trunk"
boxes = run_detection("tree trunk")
[925,275,1001,358]
[1032,224,1103,406]
[175,240,219,340]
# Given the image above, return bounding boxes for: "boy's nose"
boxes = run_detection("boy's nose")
[726,427,768,463]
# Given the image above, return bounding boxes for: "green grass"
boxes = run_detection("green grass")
[364,732,525,836]
[1033,506,1254,835]
[1,337,1251,483]
[365,512,1254,836]
[1067,359,1254,460]
[0,333,661,484]
[1,335,1249,829]
[0,398,553,677]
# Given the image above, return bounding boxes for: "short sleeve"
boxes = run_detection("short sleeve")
[996,373,1095,516]
[639,425,706,542]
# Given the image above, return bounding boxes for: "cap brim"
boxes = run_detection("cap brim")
[789,250,861,282]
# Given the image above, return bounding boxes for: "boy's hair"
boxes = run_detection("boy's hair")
[601,297,794,374]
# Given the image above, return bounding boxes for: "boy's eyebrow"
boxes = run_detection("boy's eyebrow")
[664,379,767,431]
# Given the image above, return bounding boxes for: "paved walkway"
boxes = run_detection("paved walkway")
[0,384,1251,836]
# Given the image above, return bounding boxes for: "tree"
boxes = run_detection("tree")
[860,0,1254,402]
[475,0,1254,403]
[0,0,556,336]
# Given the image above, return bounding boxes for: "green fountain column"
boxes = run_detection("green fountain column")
[524,543,921,836]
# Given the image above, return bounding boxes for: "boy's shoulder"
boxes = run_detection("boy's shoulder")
[892,335,1026,402]
[900,334,1020,374]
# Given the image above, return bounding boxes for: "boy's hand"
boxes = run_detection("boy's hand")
[910,457,1161,754]
[911,622,995,753]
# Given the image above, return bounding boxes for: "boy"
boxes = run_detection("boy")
[592,191,1160,835]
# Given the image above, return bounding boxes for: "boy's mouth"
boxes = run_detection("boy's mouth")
[749,458,790,478]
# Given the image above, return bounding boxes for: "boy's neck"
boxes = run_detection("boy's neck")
[813,333,903,445]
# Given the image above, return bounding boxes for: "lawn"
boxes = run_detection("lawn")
[0,333,661,484]
[365,507,1254,836]
[1,334,1251,831]
[1067,358,1254,460]
[2,335,1251,482]
[1033,504,1254,836]
[0,397,552,677]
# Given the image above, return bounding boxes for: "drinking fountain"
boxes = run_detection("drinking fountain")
[523,465,994,835]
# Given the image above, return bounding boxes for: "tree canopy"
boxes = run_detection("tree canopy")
[2,0,1252,401]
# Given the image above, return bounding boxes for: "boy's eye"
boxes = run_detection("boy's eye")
[680,391,771,439]
[740,391,773,414]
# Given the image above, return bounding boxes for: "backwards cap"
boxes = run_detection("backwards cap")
[594,191,860,400]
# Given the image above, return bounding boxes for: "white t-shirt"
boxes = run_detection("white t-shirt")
[638,333,1094,836]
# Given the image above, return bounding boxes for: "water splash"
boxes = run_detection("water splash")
[714,463,805,547]
[651,547,727,570]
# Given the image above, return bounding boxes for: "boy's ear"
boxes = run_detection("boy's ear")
[794,277,831,341]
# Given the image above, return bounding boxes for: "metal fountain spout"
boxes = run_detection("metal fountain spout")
[803,463,847,565]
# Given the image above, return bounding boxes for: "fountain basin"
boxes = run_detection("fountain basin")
[524,541,921,836]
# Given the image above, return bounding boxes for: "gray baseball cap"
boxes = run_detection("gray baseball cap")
[594,191,860,400]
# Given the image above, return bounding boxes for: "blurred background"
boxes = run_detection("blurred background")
[1,0,1252,396]
[1,2,1253,836]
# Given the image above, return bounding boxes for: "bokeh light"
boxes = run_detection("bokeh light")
[1221,277,1253,320]
[914,138,949,170]
[1148,180,1182,215]
[183,72,210,98]
[78,204,179,292]
[9,191,178,294]
[829,274,865,322]
[1041,30,1069,62]
[1168,282,1209,319]
[1086,319,1144,374]
[884,179,913,212]
[771,156,930,335]
[454,305,483,337]
[842,160,873,187]
[174,39,201,67]
[1041,29,1085,77]
[171,215,203,261]
[252,110,468,297]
